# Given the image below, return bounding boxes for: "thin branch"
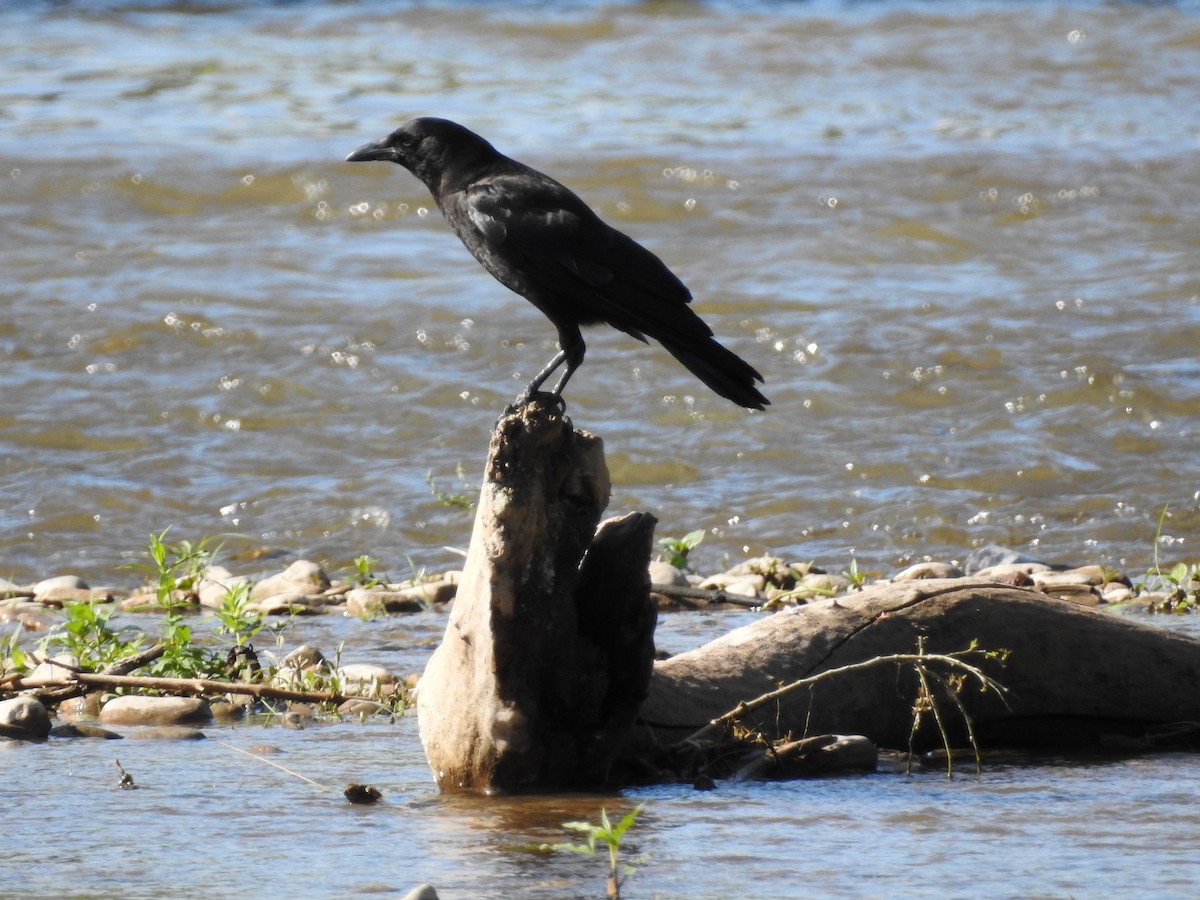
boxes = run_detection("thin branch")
[649,583,763,609]
[914,661,954,777]
[6,643,170,705]
[685,649,1007,747]
[10,671,352,706]
[925,668,984,775]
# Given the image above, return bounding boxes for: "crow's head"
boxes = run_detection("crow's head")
[346,117,497,193]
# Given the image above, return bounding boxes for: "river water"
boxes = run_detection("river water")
[6,606,1200,898]
[4,1,1200,896]
[3,0,1199,586]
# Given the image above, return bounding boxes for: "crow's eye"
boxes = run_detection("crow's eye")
[397,133,417,148]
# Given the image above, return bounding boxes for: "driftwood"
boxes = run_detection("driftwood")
[633,580,1200,759]
[417,400,657,792]
[417,400,1200,791]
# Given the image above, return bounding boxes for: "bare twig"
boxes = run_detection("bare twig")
[649,583,763,609]
[685,647,1008,748]
[9,671,352,706]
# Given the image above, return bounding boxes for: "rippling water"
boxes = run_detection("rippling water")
[4,1,1200,586]
[4,6,1200,890]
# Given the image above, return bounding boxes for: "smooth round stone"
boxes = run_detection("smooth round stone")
[197,565,252,609]
[723,576,766,598]
[344,587,426,616]
[282,645,326,668]
[892,561,965,581]
[963,545,1050,574]
[251,560,330,600]
[648,561,688,587]
[21,653,81,686]
[125,726,207,740]
[245,594,327,616]
[49,723,124,739]
[55,692,103,722]
[338,664,398,697]
[0,696,52,739]
[32,574,89,595]
[972,562,1052,581]
[99,695,213,726]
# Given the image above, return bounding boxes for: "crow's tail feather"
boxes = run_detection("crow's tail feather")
[662,337,769,410]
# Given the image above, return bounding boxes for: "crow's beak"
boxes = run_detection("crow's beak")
[345,137,397,163]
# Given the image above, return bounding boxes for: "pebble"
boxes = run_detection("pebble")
[49,722,123,739]
[337,663,400,698]
[99,696,213,726]
[118,589,194,611]
[125,726,207,740]
[197,565,253,609]
[0,696,52,740]
[32,574,89,595]
[344,583,454,617]
[0,600,56,631]
[963,544,1050,574]
[35,585,115,606]
[972,562,1052,580]
[22,653,81,686]
[250,559,331,600]
[339,698,394,718]
[892,561,965,581]
[648,561,689,587]
[245,593,327,616]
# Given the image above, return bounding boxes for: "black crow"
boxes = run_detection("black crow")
[346,118,768,410]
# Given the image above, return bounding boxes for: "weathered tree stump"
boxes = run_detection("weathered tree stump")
[633,579,1200,759]
[418,403,1200,791]
[417,400,657,792]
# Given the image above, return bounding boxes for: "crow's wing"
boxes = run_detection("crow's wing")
[456,169,715,343]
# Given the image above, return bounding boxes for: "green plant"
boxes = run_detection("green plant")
[657,529,704,571]
[40,601,144,669]
[125,529,223,679]
[2,625,29,677]
[210,581,263,649]
[352,555,381,588]
[427,462,476,510]
[544,804,645,900]
[1140,505,1200,612]
[842,557,868,590]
